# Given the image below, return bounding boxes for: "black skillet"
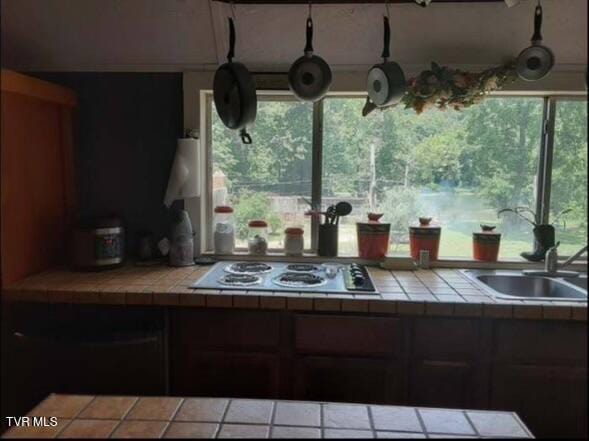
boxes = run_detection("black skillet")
[288,17,332,102]
[213,18,257,144]
[516,4,554,82]
[367,16,406,107]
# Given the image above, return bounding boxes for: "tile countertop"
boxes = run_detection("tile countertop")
[1,264,586,321]
[2,394,534,439]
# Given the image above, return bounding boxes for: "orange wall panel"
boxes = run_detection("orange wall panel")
[1,71,77,287]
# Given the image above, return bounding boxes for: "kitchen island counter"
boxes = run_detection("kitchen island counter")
[2,264,585,321]
[2,393,534,438]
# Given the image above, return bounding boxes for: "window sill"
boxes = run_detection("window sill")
[201,251,587,272]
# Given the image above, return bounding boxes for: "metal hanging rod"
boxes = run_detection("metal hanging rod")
[213,0,504,4]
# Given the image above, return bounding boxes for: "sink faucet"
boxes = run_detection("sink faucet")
[560,244,588,270]
[524,242,587,277]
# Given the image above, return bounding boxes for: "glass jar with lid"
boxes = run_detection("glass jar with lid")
[247,220,268,255]
[213,206,235,254]
[284,227,304,256]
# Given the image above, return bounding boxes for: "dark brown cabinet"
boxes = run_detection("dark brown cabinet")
[492,364,587,439]
[294,356,404,404]
[294,315,402,358]
[491,321,588,439]
[4,303,586,438]
[409,360,477,409]
[171,351,281,398]
[169,309,283,398]
[408,318,486,409]
[292,314,405,404]
[1,303,166,428]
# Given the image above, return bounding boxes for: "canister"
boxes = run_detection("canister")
[248,220,269,255]
[409,217,441,261]
[357,213,390,260]
[213,206,235,254]
[473,224,501,262]
[284,227,304,256]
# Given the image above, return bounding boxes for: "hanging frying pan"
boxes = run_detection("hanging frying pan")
[213,17,257,144]
[516,3,554,82]
[288,16,332,102]
[367,16,406,107]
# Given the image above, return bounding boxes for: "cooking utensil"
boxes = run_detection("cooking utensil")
[288,13,332,102]
[367,15,406,107]
[334,201,352,225]
[516,3,554,82]
[325,205,336,225]
[213,17,257,144]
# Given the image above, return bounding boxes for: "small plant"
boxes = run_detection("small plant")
[498,206,573,227]
[497,206,537,226]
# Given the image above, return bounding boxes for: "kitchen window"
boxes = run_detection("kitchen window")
[210,95,314,251]
[545,98,588,256]
[204,93,587,259]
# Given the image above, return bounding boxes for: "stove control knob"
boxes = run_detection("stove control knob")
[353,274,365,285]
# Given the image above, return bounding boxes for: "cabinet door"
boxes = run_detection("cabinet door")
[294,356,404,405]
[409,360,477,409]
[59,332,165,396]
[171,351,280,399]
[492,364,587,439]
[2,328,65,428]
[409,318,486,409]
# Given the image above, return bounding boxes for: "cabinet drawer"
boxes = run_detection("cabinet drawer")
[494,321,587,364]
[294,315,401,357]
[412,318,480,360]
[171,309,281,351]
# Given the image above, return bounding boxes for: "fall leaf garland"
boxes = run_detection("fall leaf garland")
[403,62,518,114]
[364,62,518,116]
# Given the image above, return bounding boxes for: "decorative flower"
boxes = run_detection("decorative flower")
[400,62,517,115]
[452,73,468,88]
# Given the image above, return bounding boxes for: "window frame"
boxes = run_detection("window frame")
[204,92,317,253]
[541,96,588,259]
[203,91,588,260]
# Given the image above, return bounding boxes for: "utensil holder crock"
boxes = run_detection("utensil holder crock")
[318,224,338,257]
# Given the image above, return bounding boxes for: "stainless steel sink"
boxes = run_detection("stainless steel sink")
[564,276,588,290]
[461,270,588,302]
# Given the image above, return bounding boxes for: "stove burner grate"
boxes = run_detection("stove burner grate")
[273,272,327,288]
[219,273,262,286]
[286,263,321,273]
[226,262,273,275]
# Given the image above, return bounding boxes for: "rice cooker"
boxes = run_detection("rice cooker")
[72,217,125,270]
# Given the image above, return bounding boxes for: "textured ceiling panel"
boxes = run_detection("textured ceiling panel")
[1,0,586,71]
[1,0,219,70]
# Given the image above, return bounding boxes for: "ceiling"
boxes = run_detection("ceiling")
[1,0,586,72]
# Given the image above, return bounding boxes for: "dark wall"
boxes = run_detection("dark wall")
[32,72,183,256]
